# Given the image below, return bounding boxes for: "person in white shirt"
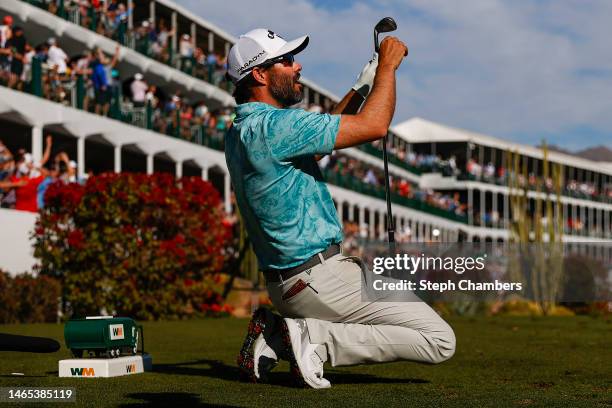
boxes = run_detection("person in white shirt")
[47,37,68,75]
[130,73,148,107]
[179,33,194,72]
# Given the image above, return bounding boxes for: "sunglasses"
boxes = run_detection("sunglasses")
[257,53,295,69]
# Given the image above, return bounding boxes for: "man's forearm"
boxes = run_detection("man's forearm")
[359,64,396,129]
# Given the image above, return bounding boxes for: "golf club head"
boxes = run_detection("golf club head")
[374,17,398,52]
[375,17,397,34]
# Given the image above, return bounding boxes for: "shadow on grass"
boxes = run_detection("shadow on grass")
[154,359,429,387]
[119,392,239,407]
[153,359,239,382]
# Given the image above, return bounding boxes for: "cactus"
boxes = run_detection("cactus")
[507,142,564,315]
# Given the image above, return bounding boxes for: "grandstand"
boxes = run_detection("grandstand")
[1,0,610,275]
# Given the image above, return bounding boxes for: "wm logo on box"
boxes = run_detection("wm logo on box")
[126,364,137,373]
[70,367,95,376]
[110,324,125,340]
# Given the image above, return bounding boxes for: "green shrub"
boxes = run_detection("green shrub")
[0,271,61,323]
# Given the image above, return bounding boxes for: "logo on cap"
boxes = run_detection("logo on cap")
[235,50,266,75]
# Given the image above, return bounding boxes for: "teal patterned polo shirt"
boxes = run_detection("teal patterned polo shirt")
[225,102,343,270]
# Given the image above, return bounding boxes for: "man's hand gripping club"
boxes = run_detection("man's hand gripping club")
[335,36,408,150]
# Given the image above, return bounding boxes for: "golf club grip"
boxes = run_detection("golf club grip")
[0,333,61,353]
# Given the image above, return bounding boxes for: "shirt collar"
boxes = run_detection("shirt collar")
[235,102,278,119]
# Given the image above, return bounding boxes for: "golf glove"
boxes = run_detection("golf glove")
[352,52,379,98]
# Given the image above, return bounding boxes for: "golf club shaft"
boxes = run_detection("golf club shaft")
[374,17,397,246]
[381,135,395,243]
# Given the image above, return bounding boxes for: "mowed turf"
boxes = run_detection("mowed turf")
[0,316,610,407]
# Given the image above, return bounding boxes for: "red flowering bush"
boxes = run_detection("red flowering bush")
[0,270,61,323]
[33,173,233,320]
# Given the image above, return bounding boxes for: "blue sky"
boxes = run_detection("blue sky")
[176,0,612,151]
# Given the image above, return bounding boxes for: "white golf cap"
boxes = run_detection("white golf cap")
[227,28,308,83]
[134,73,143,80]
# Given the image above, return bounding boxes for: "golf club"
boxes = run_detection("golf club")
[374,17,398,246]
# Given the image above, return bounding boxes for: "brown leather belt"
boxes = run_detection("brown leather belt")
[263,244,341,282]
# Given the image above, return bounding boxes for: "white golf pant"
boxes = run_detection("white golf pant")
[266,252,456,367]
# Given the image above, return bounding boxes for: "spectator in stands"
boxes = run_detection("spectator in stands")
[145,84,158,107]
[109,3,133,44]
[74,50,94,109]
[1,136,52,213]
[0,139,14,205]
[0,15,12,83]
[20,43,35,84]
[47,37,68,76]
[53,151,78,183]
[179,33,194,73]
[483,162,495,181]
[155,19,174,64]
[130,72,147,108]
[135,20,152,55]
[179,103,194,139]
[205,51,217,83]
[7,26,27,90]
[91,45,120,116]
[91,50,110,115]
[193,47,206,78]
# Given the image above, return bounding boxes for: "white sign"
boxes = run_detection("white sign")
[59,355,152,378]
[109,324,125,340]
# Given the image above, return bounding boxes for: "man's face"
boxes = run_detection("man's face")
[265,58,303,108]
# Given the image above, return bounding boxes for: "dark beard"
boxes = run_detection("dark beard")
[268,71,303,107]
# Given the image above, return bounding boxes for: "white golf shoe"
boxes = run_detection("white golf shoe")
[282,318,331,389]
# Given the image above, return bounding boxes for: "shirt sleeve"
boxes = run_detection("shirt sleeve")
[264,109,340,161]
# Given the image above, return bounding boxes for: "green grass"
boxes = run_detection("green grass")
[0,316,610,407]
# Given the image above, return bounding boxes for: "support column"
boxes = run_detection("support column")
[175,161,183,179]
[369,210,376,239]
[503,191,509,229]
[77,137,85,180]
[224,173,231,214]
[480,189,485,226]
[31,126,43,164]
[468,187,473,225]
[146,154,154,175]
[114,145,121,173]
[596,208,602,237]
[191,23,196,48]
[208,32,214,53]
[605,209,610,239]
[127,0,133,30]
[492,191,498,228]
[171,12,177,52]
[201,166,208,180]
[359,206,365,228]
[348,204,354,222]
[336,200,343,223]
[149,1,155,25]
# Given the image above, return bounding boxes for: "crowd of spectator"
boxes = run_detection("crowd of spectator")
[465,158,611,201]
[0,15,235,148]
[31,0,231,89]
[0,136,80,212]
[319,151,467,218]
